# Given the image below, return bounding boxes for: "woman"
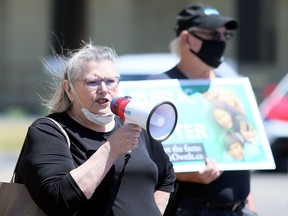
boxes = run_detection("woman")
[15,43,175,216]
[211,101,237,130]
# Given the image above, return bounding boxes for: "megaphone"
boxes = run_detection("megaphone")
[110,96,178,142]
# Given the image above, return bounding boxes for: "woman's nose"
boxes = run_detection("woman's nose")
[97,81,108,92]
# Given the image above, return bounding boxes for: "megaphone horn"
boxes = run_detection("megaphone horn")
[110,96,178,142]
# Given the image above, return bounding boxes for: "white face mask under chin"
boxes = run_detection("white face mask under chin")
[81,108,115,125]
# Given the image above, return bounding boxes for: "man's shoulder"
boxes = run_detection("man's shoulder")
[147,73,171,80]
[147,66,181,80]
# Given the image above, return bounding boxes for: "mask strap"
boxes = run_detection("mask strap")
[189,48,197,56]
[189,31,204,41]
[66,72,86,109]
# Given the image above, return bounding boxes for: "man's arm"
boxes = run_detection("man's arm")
[246,192,257,212]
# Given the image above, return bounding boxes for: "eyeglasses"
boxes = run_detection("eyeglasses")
[78,77,120,90]
[189,30,234,41]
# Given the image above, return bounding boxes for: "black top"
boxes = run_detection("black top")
[15,112,175,216]
[149,66,250,203]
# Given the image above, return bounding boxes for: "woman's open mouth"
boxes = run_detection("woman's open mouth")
[97,98,109,105]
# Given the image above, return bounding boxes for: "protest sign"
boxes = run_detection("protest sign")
[119,78,275,172]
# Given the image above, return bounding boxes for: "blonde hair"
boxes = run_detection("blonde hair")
[169,37,181,56]
[42,42,119,114]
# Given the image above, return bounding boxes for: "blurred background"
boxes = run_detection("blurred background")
[0,0,287,215]
[1,0,287,115]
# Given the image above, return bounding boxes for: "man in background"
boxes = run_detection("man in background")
[149,3,258,216]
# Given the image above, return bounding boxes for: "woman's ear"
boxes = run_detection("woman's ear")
[63,80,74,102]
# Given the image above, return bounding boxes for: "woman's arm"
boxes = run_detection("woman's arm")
[70,124,141,199]
[154,190,170,215]
[70,142,118,199]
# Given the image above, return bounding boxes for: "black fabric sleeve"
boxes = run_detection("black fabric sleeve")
[15,118,87,215]
[148,138,176,192]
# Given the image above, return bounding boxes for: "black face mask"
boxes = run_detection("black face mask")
[189,34,226,68]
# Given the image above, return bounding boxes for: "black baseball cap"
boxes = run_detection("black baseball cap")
[175,4,238,36]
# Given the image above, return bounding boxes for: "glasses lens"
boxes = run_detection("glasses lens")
[190,30,234,41]
[84,77,119,90]
[85,79,100,87]
[105,77,119,87]
[224,32,234,40]
[212,32,234,41]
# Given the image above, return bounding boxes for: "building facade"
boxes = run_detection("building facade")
[0,0,287,114]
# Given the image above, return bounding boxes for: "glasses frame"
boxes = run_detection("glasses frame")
[189,30,234,41]
[77,77,120,90]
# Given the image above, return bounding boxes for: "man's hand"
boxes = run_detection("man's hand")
[198,158,222,184]
[176,158,222,184]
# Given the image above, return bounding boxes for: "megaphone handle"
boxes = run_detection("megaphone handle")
[124,121,132,154]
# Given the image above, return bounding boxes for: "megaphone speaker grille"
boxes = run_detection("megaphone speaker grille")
[147,101,178,142]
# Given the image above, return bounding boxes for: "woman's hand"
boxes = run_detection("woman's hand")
[107,123,142,155]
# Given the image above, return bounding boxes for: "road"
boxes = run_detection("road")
[1,153,287,216]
